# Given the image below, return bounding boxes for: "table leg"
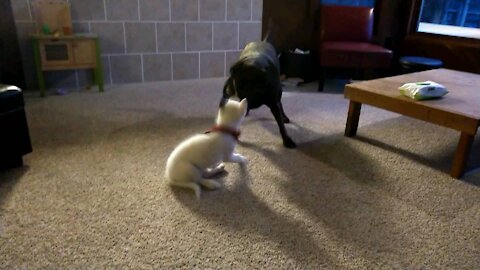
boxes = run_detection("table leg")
[345,101,362,137]
[450,132,474,178]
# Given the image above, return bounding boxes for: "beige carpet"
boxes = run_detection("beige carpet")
[0,78,479,269]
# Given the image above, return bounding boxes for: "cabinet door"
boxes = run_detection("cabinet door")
[72,40,96,67]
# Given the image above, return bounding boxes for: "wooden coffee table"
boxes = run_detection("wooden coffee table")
[344,69,480,178]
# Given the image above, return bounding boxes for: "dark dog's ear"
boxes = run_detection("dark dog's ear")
[223,76,237,98]
[219,97,228,108]
[220,79,230,108]
[222,77,231,94]
[229,60,244,76]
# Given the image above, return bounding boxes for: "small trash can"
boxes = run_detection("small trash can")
[399,56,443,74]
[279,49,317,83]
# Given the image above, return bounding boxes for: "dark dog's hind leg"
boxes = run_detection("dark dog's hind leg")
[279,102,290,123]
[269,102,296,148]
[276,87,290,123]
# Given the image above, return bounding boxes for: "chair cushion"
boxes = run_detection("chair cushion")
[320,41,392,68]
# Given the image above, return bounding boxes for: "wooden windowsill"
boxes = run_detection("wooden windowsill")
[418,22,480,40]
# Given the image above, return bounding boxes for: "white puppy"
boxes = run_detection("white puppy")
[165,98,248,198]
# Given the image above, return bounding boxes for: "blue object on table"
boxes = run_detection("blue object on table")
[399,56,443,74]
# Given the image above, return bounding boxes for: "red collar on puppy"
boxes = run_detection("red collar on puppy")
[205,126,241,141]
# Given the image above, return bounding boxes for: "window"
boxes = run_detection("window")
[418,0,480,39]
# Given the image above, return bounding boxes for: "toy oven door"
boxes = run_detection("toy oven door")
[39,40,73,69]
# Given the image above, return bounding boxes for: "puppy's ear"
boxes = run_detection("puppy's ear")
[239,98,248,113]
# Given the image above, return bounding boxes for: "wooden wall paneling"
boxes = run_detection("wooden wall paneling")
[261,0,480,74]
[262,0,319,51]
[400,0,480,74]
[374,0,422,49]
[402,35,480,74]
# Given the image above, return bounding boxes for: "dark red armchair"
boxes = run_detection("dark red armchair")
[317,5,392,91]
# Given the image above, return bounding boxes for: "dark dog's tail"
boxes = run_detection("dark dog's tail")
[263,17,275,44]
[263,17,282,53]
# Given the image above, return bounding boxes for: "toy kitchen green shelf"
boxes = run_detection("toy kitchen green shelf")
[31,33,104,97]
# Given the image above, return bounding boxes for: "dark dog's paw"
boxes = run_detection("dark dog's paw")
[283,137,296,148]
[283,116,290,123]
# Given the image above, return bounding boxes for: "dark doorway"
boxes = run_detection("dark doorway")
[0,0,26,89]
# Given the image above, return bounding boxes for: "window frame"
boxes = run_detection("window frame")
[409,0,480,41]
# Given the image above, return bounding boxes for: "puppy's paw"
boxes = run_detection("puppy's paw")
[239,155,248,164]
[231,153,247,164]
[203,163,226,178]
[283,137,296,148]
[283,116,290,123]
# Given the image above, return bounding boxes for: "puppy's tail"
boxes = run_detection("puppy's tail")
[168,181,201,199]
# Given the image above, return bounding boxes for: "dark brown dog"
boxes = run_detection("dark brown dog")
[221,40,296,148]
